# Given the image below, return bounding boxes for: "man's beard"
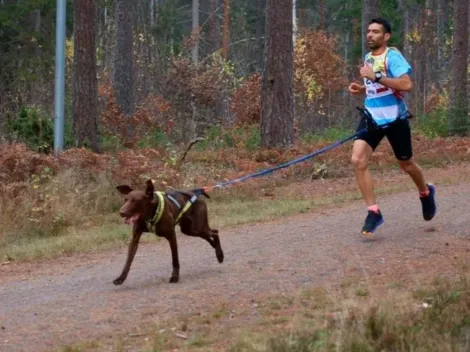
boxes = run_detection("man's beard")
[368,41,380,49]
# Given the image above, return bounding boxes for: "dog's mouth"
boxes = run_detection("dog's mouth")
[123,214,140,225]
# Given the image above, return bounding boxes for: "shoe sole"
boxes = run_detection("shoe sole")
[361,218,384,237]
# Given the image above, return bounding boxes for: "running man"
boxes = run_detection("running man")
[348,18,437,236]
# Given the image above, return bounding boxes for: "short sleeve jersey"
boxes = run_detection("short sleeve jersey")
[363,47,412,126]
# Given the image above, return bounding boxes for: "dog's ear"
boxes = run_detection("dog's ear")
[116,185,133,195]
[145,179,155,198]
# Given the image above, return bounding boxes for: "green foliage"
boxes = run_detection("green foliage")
[136,128,172,149]
[194,125,261,151]
[301,127,352,144]
[7,106,75,153]
[414,109,451,138]
[151,1,186,57]
[7,107,55,153]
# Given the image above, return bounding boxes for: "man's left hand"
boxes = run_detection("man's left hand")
[360,65,375,81]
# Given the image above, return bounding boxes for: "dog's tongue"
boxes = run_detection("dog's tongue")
[124,214,140,225]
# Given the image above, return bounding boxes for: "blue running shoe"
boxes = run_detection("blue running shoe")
[361,210,384,237]
[420,184,437,221]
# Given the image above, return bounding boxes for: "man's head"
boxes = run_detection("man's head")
[367,18,391,50]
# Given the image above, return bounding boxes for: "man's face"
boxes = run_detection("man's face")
[367,23,390,50]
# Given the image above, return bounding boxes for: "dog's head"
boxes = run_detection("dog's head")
[116,179,155,226]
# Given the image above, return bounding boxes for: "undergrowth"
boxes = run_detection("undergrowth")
[1,122,470,260]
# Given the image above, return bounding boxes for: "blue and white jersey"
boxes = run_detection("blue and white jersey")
[363,47,412,126]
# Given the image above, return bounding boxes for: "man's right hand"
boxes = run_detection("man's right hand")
[348,82,365,96]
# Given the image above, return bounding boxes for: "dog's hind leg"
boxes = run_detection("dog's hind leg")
[210,229,224,263]
[113,228,143,285]
[180,219,224,263]
[162,230,180,283]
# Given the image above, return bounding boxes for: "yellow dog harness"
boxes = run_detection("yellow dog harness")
[145,191,199,233]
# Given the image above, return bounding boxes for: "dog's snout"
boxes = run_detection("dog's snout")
[119,203,131,217]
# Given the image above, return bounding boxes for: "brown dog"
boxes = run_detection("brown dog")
[114,179,224,285]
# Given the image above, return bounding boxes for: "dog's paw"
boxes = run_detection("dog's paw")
[169,276,179,283]
[216,249,224,263]
[113,277,125,285]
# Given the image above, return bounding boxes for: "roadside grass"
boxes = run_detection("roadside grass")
[58,274,470,352]
[1,161,470,262]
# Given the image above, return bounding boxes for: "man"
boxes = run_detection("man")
[348,18,436,236]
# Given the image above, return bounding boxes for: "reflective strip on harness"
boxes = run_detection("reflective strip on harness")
[175,195,198,225]
[166,194,181,209]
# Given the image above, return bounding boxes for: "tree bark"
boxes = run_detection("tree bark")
[208,0,219,54]
[113,0,134,119]
[362,0,379,58]
[449,0,469,135]
[222,0,230,59]
[318,0,325,31]
[192,0,199,63]
[260,0,294,149]
[73,0,100,152]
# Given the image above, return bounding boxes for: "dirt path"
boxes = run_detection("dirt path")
[1,183,469,351]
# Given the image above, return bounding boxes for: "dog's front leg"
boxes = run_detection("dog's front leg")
[164,230,180,283]
[113,226,143,285]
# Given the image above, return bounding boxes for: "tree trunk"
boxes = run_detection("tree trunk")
[222,0,230,59]
[73,0,100,152]
[292,0,297,43]
[318,0,325,31]
[449,0,468,136]
[113,0,134,120]
[255,0,264,71]
[437,0,449,86]
[208,0,219,54]
[361,0,379,58]
[192,0,199,64]
[260,0,294,149]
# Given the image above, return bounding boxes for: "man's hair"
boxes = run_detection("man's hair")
[369,18,392,34]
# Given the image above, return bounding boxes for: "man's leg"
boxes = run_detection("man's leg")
[387,119,437,221]
[351,139,376,206]
[351,124,385,235]
[397,158,427,193]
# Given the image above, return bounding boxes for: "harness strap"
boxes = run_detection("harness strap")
[146,191,165,232]
[146,191,203,232]
[175,194,199,225]
[166,194,181,209]
[356,106,412,132]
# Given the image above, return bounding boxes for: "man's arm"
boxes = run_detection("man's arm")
[360,65,413,92]
[377,74,413,92]
[348,82,366,95]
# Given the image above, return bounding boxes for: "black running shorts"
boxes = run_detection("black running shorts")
[354,117,413,161]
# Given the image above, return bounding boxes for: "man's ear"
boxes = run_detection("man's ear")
[116,185,133,195]
[145,179,155,198]
[385,33,391,42]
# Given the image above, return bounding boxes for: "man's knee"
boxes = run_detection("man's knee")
[351,140,372,171]
[398,159,415,173]
[351,153,369,171]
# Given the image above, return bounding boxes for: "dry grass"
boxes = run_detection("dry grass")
[163,276,470,352]
[242,277,470,352]
[57,274,470,352]
[0,171,419,262]
[1,161,470,262]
